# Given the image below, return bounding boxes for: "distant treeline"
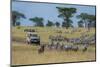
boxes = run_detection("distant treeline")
[12,7,96,29]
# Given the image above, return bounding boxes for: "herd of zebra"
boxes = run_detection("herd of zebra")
[38,33,95,54]
[38,43,87,54]
[49,34,95,45]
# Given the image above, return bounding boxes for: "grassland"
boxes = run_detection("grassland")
[12,26,95,43]
[12,26,96,65]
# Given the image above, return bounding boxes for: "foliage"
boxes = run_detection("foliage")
[29,17,44,27]
[12,11,26,26]
[46,20,54,27]
[56,7,76,28]
[55,22,60,27]
[62,19,73,28]
[78,20,84,27]
[16,22,20,26]
[77,13,96,28]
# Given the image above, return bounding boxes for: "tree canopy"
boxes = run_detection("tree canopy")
[56,7,76,28]
[29,17,44,27]
[12,11,26,26]
[77,13,96,28]
[46,20,54,27]
[55,22,60,27]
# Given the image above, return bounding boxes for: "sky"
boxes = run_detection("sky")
[12,1,96,27]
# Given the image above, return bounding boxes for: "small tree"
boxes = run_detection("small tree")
[78,20,84,27]
[16,22,20,26]
[29,17,44,27]
[87,15,96,28]
[77,13,89,28]
[46,20,54,27]
[77,13,96,29]
[16,22,21,29]
[12,11,26,26]
[55,22,60,27]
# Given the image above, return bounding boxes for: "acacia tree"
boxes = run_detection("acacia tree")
[12,11,26,26]
[56,7,76,28]
[46,20,54,27]
[77,13,89,28]
[87,15,96,28]
[29,17,44,27]
[55,22,60,27]
[16,22,20,26]
[78,20,84,27]
[77,13,96,29]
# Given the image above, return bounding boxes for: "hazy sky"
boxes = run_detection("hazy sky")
[12,1,96,27]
